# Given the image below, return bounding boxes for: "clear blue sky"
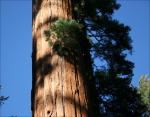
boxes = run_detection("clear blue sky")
[0,0,149,116]
[0,0,32,116]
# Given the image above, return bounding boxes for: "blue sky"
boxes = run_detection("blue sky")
[0,0,149,116]
[0,0,32,116]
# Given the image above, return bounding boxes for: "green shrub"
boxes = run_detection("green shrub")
[44,19,84,55]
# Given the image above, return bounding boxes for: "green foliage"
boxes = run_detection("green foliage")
[138,75,150,116]
[44,19,84,55]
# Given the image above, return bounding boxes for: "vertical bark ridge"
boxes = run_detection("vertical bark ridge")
[67,0,72,19]
[61,57,65,117]
[74,57,82,117]
[62,0,65,18]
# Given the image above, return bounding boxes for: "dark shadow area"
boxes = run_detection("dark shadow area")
[32,0,43,21]
[35,53,52,87]
[31,36,37,111]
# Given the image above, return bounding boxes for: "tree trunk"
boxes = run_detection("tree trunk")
[32,0,99,117]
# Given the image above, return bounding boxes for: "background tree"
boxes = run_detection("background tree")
[82,0,147,116]
[138,75,150,116]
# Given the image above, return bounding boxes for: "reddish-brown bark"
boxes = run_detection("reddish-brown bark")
[32,0,98,117]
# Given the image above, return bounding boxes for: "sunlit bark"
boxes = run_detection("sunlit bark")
[32,0,97,117]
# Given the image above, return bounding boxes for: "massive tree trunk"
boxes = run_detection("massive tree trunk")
[32,0,99,117]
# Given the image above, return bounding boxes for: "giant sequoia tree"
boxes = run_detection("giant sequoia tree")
[32,0,146,117]
[32,0,98,116]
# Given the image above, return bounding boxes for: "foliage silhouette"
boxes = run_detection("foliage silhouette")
[75,0,147,116]
[95,70,147,117]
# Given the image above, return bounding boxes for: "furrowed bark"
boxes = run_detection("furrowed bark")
[32,0,99,117]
